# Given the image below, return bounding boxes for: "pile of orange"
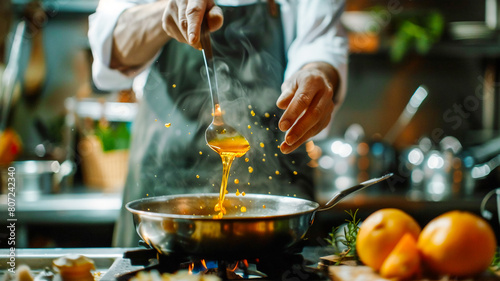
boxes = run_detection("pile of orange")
[356,208,497,280]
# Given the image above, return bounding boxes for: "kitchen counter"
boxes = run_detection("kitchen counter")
[0,190,122,248]
[0,247,142,280]
[0,246,333,280]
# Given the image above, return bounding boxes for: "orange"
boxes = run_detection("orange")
[418,210,497,277]
[357,208,421,271]
[380,233,421,280]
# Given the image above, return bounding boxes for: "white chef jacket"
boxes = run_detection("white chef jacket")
[88,0,348,102]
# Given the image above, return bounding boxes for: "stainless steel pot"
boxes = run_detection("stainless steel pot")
[0,160,73,198]
[126,174,392,259]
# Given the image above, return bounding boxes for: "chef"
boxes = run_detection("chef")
[88,0,348,247]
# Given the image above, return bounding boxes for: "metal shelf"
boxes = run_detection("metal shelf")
[0,191,122,224]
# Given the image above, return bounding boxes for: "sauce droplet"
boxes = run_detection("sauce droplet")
[154,119,158,122]
[260,142,265,148]
[199,151,203,155]
[263,205,266,209]
[293,171,298,175]
[248,166,254,173]
[172,84,176,88]
[264,112,270,118]
[245,158,249,162]
[242,191,245,196]
[241,206,247,212]
[275,170,280,175]
[196,175,200,178]
[247,125,251,129]
[235,189,240,196]
[268,176,272,180]
[165,123,171,128]
[251,110,256,116]
[234,179,239,184]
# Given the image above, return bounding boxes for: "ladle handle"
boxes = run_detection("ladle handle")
[200,19,220,108]
[318,173,394,212]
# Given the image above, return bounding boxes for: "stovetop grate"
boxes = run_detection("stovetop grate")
[104,248,328,281]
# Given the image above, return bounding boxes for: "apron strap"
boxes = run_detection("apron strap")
[267,0,278,17]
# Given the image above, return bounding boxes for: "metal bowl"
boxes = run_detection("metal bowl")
[1,160,63,198]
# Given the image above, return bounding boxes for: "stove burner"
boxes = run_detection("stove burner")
[115,243,327,281]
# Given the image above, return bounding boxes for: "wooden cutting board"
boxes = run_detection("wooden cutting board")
[328,266,500,281]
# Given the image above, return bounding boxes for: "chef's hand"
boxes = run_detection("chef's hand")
[277,62,341,154]
[162,0,224,49]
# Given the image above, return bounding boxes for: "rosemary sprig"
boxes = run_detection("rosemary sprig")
[490,248,500,271]
[324,209,361,263]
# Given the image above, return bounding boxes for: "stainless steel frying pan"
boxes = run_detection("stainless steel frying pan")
[126,174,392,259]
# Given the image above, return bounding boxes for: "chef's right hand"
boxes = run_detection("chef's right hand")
[162,0,224,49]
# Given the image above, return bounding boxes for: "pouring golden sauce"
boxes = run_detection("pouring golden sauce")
[207,131,250,218]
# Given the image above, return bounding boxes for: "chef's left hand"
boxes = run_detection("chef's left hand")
[276,62,341,154]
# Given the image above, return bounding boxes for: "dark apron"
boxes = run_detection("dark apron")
[113,2,313,247]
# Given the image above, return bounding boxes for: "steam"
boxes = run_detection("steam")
[128,3,313,201]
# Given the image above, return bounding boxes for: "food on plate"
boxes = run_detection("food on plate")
[418,210,497,277]
[356,208,421,271]
[131,270,221,281]
[52,254,95,281]
[15,264,34,281]
[379,233,420,280]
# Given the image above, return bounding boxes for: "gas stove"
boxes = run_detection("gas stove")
[0,246,332,281]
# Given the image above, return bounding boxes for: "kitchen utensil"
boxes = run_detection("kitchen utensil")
[0,21,26,132]
[126,173,393,259]
[200,19,250,156]
[480,187,500,221]
[384,85,428,144]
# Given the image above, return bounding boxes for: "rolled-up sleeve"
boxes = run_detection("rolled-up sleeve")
[284,0,348,100]
[88,0,145,91]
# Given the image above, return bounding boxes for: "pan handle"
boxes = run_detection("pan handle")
[317,173,394,212]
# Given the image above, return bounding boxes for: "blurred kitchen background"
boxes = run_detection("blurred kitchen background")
[1,0,500,248]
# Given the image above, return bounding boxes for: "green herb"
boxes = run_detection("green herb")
[490,248,500,271]
[389,10,444,62]
[324,209,361,262]
[95,122,131,152]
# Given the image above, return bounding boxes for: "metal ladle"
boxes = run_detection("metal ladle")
[200,19,250,155]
